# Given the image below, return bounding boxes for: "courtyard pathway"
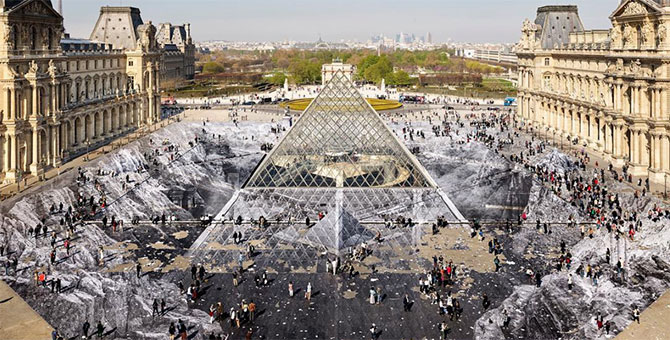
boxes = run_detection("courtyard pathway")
[614,289,670,340]
[0,280,54,339]
[0,113,186,201]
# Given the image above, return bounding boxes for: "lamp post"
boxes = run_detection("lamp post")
[85,138,90,161]
[16,168,22,193]
[665,173,667,199]
[553,131,556,147]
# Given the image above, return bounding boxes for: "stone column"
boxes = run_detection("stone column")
[663,135,670,172]
[9,88,16,120]
[53,126,60,166]
[148,65,155,124]
[655,135,661,170]
[661,89,668,120]
[30,129,38,172]
[50,84,56,115]
[2,135,9,172]
[32,85,38,117]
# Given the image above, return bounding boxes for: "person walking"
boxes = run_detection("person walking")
[178,319,187,340]
[403,294,411,312]
[632,305,640,324]
[288,281,294,297]
[209,304,216,323]
[136,262,142,279]
[482,293,491,310]
[229,308,237,328]
[96,321,104,339]
[168,322,176,340]
[152,299,159,318]
[567,273,573,291]
[305,282,312,301]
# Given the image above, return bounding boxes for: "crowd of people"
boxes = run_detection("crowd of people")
[2,96,664,339]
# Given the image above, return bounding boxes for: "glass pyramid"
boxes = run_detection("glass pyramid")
[246,71,435,189]
[191,71,465,259]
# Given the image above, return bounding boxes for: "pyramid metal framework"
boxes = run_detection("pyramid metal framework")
[187,71,465,260]
[246,71,434,189]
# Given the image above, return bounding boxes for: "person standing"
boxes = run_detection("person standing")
[288,281,294,297]
[152,299,159,318]
[82,320,90,339]
[98,246,104,266]
[369,287,376,304]
[249,300,256,322]
[305,282,312,301]
[136,262,142,279]
[161,298,166,316]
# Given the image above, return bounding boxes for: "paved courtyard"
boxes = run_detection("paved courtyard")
[0,88,668,339]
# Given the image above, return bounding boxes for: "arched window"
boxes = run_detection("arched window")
[12,25,18,49]
[47,28,53,50]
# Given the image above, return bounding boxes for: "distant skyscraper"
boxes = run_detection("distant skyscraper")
[427,32,432,44]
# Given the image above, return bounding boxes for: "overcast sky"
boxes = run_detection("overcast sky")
[63,0,615,43]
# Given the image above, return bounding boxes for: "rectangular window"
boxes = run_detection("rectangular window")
[128,60,134,67]
[544,58,550,66]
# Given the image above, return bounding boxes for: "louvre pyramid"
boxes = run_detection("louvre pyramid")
[246,70,434,189]
[198,70,465,258]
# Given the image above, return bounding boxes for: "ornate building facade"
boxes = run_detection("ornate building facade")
[321,60,355,85]
[156,23,195,81]
[0,0,161,183]
[518,1,670,184]
[90,7,195,83]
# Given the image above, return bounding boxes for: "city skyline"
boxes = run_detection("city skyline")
[63,0,614,43]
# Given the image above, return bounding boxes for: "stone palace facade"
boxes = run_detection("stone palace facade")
[517,1,670,184]
[0,0,161,183]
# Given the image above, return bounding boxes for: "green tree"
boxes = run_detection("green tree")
[389,70,412,86]
[363,56,393,83]
[202,61,225,74]
[357,55,380,79]
[269,72,287,85]
[289,60,321,84]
